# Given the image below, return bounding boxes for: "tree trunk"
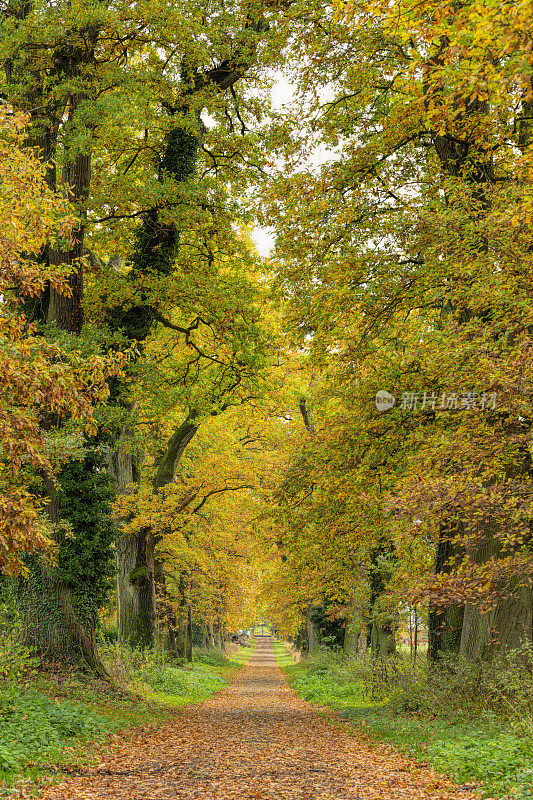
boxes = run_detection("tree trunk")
[413,606,418,665]
[47,146,92,334]
[343,599,361,656]
[207,619,215,646]
[370,619,397,657]
[116,528,156,650]
[484,588,533,658]
[186,604,193,662]
[367,543,397,658]
[154,557,180,657]
[19,475,109,677]
[111,412,200,651]
[153,412,199,490]
[105,425,159,651]
[428,604,464,662]
[428,522,464,663]
[19,567,107,679]
[459,520,533,661]
[306,605,320,654]
[171,574,192,659]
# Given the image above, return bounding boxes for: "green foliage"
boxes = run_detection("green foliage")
[430,733,533,799]
[0,687,103,773]
[0,666,181,790]
[158,126,199,183]
[346,711,533,799]
[117,124,200,343]
[277,645,373,709]
[278,644,533,798]
[141,663,187,694]
[100,640,244,704]
[5,448,116,664]
[308,603,346,649]
[192,646,237,666]
[55,449,116,620]
[0,605,38,684]
[141,661,225,699]
[388,646,533,721]
[128,566,150,583]
[99,622,118,644]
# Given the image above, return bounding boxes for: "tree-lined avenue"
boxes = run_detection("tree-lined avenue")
[41,639,476,800]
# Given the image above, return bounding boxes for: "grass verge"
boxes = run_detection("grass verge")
[0,641,254,795]
[274,642,533,800]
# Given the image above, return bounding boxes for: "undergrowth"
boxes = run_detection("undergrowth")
[0,610,254,793]
[275,641,533,799]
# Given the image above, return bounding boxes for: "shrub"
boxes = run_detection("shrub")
[193,647,235,667]
[100,640,146,689]
[100,640,228,699]
[99,622,118,644]
[0,604,38,685]
[140,664,187,695]
[387,647,533,723]
[0,687,103,772]
[485,641,533,719]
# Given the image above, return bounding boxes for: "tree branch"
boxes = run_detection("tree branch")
[192,484,254,514]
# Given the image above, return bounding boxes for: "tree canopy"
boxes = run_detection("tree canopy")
[1,0,533,667]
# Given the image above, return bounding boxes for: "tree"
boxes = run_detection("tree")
[0,105,119,574]
[106,227,273,651]
[260,0,533,660]
[1,0,288,668]
[116,398,282,655]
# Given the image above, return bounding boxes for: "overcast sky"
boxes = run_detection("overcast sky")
[250,75,337,258]
[251,76,295,258]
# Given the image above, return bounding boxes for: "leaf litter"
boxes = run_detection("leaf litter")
[39,640,487,800]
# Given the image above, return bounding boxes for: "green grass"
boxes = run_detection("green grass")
[274,643,533,800]
[272,640,296,668]
[0,642,254,794]
[347,711,533,800]
[0,672,174,794]
[139,643,255,707]
[140,661,227,706]
[274,641,386,711]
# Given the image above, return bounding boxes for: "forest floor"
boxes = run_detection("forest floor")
[37,637,480,800]
[0,646,250,796]
[274,643,533,799]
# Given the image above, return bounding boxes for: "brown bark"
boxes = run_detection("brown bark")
[23,476,110,677]
[105,410,159,651]
[47,147,91,333]
[207,620,216,646]
[116,528,156,650]
[47,227,85,334]
[458,519,533,661]
[343,598,361,656]
[154,557,179,656]
[428,523,464,663]
[306,605,320,654]
[14,29,103,671]
[186,604,193,661]
[370,621,396,657]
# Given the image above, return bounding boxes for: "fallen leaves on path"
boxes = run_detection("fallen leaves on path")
[40,640,484,800]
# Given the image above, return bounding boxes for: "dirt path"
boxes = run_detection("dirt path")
[42,638,476,799]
